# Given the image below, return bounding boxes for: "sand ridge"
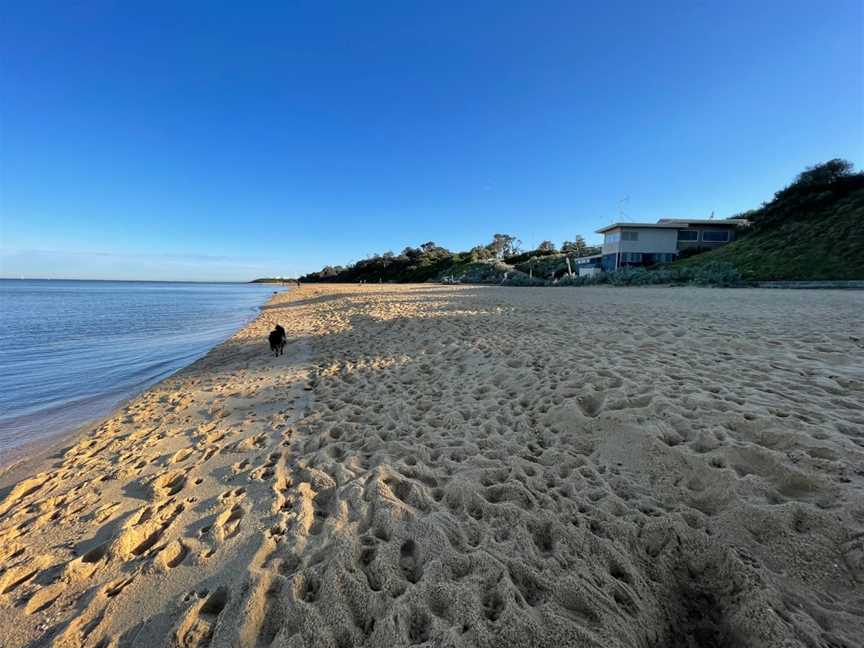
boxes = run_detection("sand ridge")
[1,284,863,647]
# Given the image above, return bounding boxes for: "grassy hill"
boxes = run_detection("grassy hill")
[676,161,864,281]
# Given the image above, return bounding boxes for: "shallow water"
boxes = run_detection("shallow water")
[0,279,281,459]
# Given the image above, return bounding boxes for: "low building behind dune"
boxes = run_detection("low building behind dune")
[597,218,747,271]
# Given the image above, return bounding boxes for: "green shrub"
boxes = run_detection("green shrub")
[554,273,607,286]
[552,263,741,288]
[503,271,547,287]
[607,268,651,285]
[505,248,559,265]
[686,261,742,286]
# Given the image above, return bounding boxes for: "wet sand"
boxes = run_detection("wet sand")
[1,284,863,647]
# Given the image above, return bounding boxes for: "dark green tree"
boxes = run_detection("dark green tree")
[486,233,520,258]
[561,236,588,255]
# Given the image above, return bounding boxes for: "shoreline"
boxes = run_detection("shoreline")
[1,284,862,648]
[0,286,285,473]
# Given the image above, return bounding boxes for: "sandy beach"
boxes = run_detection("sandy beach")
[1,284,863,648]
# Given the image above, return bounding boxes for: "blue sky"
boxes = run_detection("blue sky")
[2,1,862,281]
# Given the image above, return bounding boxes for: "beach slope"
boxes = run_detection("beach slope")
[1,284,863,647]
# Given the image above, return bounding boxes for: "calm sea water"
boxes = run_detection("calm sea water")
[0,279,282,461]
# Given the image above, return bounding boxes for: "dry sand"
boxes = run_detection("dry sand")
[1,284,863,648]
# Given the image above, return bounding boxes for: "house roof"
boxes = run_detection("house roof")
[595,218,744,234]
[656,218,745,225]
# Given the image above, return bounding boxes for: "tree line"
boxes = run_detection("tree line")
[299,234,601,283]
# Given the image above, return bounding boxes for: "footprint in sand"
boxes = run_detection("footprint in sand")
[0,562,42,595]
[399,539,423,584]
[24,581,65,614]
[158,539,189,569]
[112,500,185,560]
[175,586,229,648]
[215,503,244,541]
[151,470,186,499]
[171,448,194,464]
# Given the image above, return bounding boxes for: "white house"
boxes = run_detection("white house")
[595,218,745,272]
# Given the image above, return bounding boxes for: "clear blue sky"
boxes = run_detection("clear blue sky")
[2,1,862,281]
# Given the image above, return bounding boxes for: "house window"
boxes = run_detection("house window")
[652,253,675,263]
[621,231,639,241]
[621,252,643,263]
[701,230,730,242]
[605,232,620,244]
[677,230,698,241]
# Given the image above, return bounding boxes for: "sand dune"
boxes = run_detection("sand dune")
[1,284,863,647]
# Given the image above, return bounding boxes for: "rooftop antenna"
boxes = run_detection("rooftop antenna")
[709,211,715,220]
[618,196,630,220]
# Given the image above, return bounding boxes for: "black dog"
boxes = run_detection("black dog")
[269,324,286,356]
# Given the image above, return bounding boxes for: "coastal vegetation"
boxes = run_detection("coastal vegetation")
[675,159,864,280]
[298,236,601,285]
[554,262,743,287]
[298,160,863,286]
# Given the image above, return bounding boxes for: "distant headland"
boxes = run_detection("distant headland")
[249,277,298,284]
